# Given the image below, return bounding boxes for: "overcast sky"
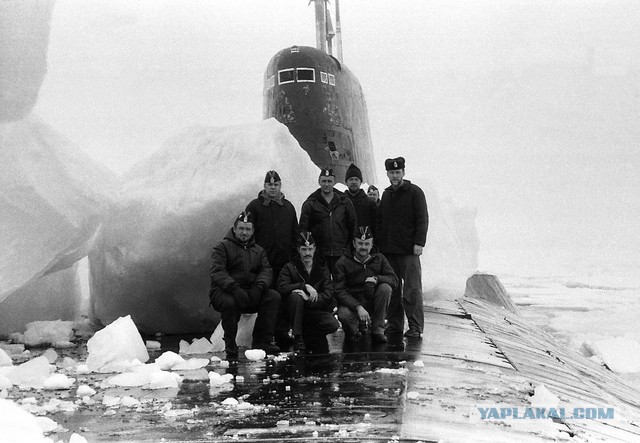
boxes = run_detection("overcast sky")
[34,0,640,272]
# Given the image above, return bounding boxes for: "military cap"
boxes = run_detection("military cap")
[234,211,254,225]
[354,226,373,241]
[297,231,316,247]
[264,170,281,183]
[319,167,335,178]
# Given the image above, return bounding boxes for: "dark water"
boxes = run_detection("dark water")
[17,331,428,442]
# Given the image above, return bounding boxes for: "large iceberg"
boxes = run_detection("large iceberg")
[0,116,478,336]
[0,117,118,336]
[89,120,321,334]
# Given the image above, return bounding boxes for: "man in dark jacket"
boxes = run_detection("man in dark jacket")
[344,163,377,235]
[375,157,428,339]
[277,231,340,353]
[245,170,298,348]
[209,211,280,359]
[299,167,357,273]
[334,226,397,344]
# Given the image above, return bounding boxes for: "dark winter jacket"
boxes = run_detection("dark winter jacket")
[333,244,398,311]
[299,188,357,257]
[210,229,272,292]
[376,179,429,255]
[345,188,377,234]
[245,190,298,272]
[277,254,335,311]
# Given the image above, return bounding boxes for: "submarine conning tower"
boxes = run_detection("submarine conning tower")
[262,0,376,185]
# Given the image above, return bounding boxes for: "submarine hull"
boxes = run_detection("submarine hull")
[263,46,376,184]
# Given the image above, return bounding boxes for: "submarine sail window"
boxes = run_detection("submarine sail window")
[278,69,295,84]
[328,73,335,85]
[320,72,328,83]
[296,68,315,82]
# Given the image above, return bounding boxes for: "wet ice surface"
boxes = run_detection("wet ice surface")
[1,331,421,442]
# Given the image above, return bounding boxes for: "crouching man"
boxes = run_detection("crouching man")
[277,231,340,353]
[334,226,397,344]
[209,211,280,359]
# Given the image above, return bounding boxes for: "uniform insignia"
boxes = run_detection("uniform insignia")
[299,231,314,247]
[393,161,398,168]
[357,226,372,240]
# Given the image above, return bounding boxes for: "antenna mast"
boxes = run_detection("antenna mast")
[314,0,327,53]
[313,0,341,61]
[335,0,343,62]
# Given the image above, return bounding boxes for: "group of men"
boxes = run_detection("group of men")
[208,157,429,360]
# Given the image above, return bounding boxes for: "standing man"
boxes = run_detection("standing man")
[334,226,397,344]
[367,185,380,205]
[277,231,340,353]
[344,163,377,235]
[245,170,298,348]
[299,167,357,273]
[209,211,280,359]
[376,157,428,339]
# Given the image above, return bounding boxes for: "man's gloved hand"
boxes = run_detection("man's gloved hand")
[232,287,249,310]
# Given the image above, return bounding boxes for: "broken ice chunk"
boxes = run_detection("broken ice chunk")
[6,356,51,389]
[86,316,149,372]
[23,320,75,347]
[43,373,76,390]
[154,351,185,370]
[0,349,12,367]
[244,349,266,361]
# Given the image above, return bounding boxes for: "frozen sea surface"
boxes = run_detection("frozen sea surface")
[482,246,640,389]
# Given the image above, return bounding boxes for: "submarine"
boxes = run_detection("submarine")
[263,0,376,184]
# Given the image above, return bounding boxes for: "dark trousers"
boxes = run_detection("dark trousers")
[287,292,340,337]
[385,254,424,333]
[272,267,291,340]
[337,283,392,336]
[210,287,280,349]
[323,255,340,275]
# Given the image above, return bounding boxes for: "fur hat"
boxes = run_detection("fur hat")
[385,157,405,171]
